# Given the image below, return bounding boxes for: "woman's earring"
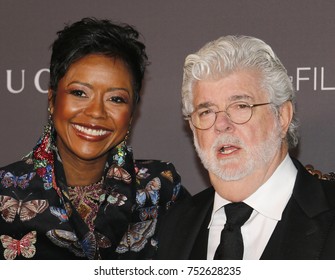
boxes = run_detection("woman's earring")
[124,130,130,144]
[46,107,56,144]
[48,107,52,122]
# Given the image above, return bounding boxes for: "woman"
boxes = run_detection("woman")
[0,17,188,260]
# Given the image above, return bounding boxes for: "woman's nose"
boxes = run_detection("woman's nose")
[84,98,107,118]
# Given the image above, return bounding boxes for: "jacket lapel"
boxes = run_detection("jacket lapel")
[189,199,213,259]
[176,187,214,259]
[261,159,334,259]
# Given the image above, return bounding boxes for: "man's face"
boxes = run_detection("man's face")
[190,69,287,182]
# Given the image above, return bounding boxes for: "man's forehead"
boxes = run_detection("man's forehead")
[193,94,254,108]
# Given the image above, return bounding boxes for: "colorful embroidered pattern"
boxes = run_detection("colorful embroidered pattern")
[139,206,158,221]
[32,124,55,191]
[0,194,49,223]
[107,165,132,184]
[116,219,157,253]
[46,229,85,257]
[50,206,69,223]
[0,231,37,260]
[0,121,187,259]
[136,177,161,207]
[0,172,35,189]
[68,182,104,232]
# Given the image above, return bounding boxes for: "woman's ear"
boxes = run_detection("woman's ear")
[279,101,293,138]
[48,89,54,114]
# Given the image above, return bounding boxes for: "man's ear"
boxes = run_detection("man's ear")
[48,89,54,114]
[279,101,293,138]
[188,120,195,132]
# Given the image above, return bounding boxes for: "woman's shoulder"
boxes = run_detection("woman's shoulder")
[134,159,177,172]
[134,158,190,206]
[0,156,34,174]
[0,157,36,192]
[134,159,182,188]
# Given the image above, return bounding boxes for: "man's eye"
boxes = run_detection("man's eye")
[69,90,86,97]
[235,103,250,110]
[198,109,214,117]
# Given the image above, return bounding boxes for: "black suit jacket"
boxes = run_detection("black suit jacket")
[156,158,335,259]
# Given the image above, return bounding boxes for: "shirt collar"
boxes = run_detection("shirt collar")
[209,154,297,226]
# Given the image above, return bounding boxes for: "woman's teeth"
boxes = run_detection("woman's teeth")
[73,124,108,136]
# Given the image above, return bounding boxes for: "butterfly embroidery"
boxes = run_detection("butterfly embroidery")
[136,167,150,180]
[160,170,174,182]
[95,231,112,249]
[0,231,36,260]
[116,219,157,253]
[136,177,161,207]
[166,182,181,209]
[0,171,35,189]
[139,206,159,221]
[46,229,97,259]
[107,164,132,184]
[171,182,181,201]
[47,229,85,257]
[0,194,49,223]
[80,232,98,259]
[101,191,128,208]
[50,206,69,223]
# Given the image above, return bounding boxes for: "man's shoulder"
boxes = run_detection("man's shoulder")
[294,158,335,211]
[166,186,214,213]
[319,178,335,206]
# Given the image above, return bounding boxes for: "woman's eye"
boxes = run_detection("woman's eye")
[110,96,127,104]
[69,89,86,97]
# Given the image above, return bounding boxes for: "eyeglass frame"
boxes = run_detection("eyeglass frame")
[185,101,272,130]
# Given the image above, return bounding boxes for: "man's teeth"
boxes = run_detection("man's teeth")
[219,146,234,154]
[73,124,108,136]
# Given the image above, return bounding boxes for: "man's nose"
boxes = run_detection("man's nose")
[214,110,234,132]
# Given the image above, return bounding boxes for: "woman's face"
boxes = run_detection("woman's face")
[49,54,134,163]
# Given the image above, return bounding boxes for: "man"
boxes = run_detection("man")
[156,35,335,259]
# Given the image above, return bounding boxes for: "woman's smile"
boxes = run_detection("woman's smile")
[72,123,112,141]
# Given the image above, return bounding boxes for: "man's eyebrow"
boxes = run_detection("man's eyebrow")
[195,102,216,110]
[195,95,253,109]
[228,94,253,102]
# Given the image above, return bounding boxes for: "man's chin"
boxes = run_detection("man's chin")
[207,160,252,181]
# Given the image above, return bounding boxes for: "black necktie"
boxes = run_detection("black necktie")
[213,202,253,260]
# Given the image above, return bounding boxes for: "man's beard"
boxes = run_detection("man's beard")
[193,122,282,181]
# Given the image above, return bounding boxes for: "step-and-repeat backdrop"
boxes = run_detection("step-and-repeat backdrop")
[1,0,334,194]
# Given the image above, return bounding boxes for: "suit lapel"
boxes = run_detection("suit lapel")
[262,159,334,259]
[189,201,213,259]
[177,187,214,259]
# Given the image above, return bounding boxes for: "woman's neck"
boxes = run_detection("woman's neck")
[58,151,107,187]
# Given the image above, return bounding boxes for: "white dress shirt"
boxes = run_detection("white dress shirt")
[207,154,298,260]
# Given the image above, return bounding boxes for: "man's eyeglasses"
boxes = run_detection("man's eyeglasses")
[186,101,271,130]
